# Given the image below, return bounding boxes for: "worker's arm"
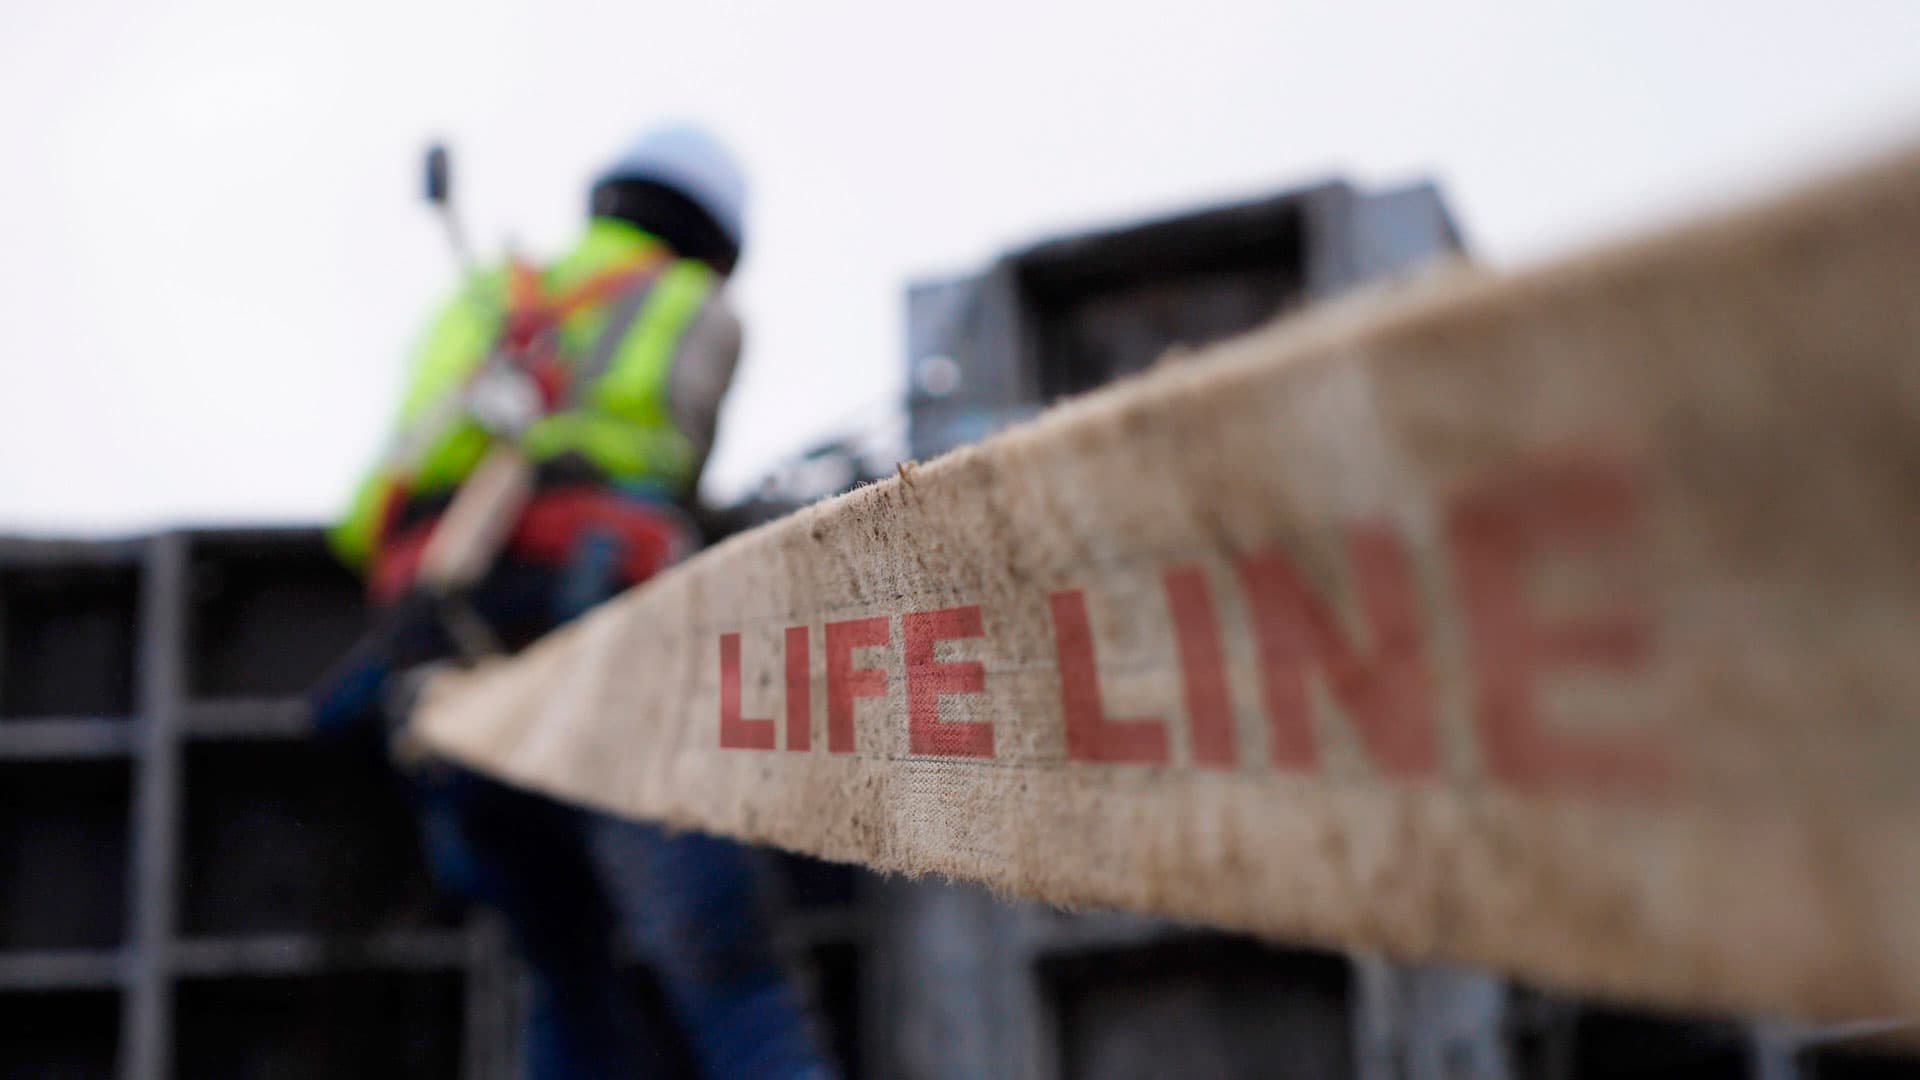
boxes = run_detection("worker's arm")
[328,275,503,569]
[664,289,743,494]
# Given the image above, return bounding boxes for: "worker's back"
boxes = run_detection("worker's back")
[330,216,741,596]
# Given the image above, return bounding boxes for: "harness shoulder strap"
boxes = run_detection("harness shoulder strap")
[564,253,675,408]
[491,251,672,408]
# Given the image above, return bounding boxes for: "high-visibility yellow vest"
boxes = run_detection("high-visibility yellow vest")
[329,218,717,569]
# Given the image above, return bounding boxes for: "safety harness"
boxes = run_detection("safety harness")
[368,250,681,600]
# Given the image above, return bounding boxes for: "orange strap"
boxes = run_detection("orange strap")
[505,251,670,331]
[494,250,673,406]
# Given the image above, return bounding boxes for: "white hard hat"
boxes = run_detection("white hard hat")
[593,125,747,251]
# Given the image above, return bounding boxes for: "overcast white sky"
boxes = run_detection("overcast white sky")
[3,0,1918,536]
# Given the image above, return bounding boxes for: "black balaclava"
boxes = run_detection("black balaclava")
[589,177,740,278]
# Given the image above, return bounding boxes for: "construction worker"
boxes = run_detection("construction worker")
[321,127,837,1080]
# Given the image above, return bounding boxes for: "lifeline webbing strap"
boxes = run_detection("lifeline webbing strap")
[415,144,1920,1027]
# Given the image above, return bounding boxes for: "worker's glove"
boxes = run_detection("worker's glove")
[464,365,543,438]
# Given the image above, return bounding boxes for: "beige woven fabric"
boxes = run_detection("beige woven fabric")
[417,145,1920,1025]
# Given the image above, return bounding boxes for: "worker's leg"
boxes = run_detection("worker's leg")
[555,522,832,1077]
[423,766,642,1079]
[586,815,837,1080]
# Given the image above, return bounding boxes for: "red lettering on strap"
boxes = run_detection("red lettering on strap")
[1163,568,1236,767]
[785,626,811,752]
[903,606,994,758]
[825,617,890,753]
[1448,456,1665,795]
[1048,590,1170,764]
[717,633,775,750]
[1237,527,1436,778]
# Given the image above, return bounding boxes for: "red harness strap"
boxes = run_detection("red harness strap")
[370,491,691,604]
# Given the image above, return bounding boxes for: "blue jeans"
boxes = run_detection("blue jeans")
[392,534,835,1079]
[416,768,833,1079]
